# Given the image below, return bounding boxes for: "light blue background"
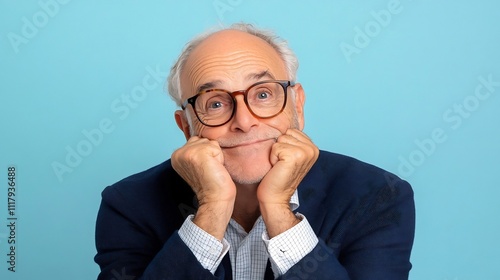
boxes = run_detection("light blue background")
[1,0,499,279]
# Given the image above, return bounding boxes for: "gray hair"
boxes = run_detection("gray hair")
[166,23,299,106]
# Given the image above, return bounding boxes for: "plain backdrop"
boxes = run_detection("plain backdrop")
[1,1,499,279]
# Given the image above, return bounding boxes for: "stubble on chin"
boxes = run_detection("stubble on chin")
[222,146,273,185]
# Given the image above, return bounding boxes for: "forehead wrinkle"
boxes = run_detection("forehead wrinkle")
[188,52,274,78]
[187,56,280,92]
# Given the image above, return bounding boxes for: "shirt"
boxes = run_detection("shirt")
[178,191,319,279]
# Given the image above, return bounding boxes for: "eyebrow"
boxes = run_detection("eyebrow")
[195,70,276,93]
[246,70,276,81]
[197,81,221,93]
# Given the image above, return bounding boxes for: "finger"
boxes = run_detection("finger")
[276,133,311,147]
[185,136,217,151]
[269,144,280,166]
[270,138,307,165]
[276,134,302,146]
[282,129,318,157]
[273,135,318,164]
[283,129,313,143]
[187,136,201,143]
[207,140,224,163]
[184,136,208,148]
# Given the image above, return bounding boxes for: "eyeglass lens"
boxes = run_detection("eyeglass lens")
[195,82,285,126]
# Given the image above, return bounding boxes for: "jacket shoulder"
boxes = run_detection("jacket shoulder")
[307,150,412,198]
[98,160,196,232]
[300,151,415,244]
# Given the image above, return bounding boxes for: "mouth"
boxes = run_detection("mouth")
[220,138,276,149]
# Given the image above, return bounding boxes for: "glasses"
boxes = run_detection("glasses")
[181,80,295,127]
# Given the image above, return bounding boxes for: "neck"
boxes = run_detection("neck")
[232,182,260,233]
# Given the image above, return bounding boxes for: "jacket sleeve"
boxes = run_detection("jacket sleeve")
[279,179,415,280]
[94,186,228,280]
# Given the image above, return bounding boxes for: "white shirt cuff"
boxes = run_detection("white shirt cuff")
[262,213,319,276]
[178,214,230,274]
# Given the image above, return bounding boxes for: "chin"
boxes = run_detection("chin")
[231,175,264,186]
[224,155,272,185]
[230,172,267,185]
[222,141,273,185]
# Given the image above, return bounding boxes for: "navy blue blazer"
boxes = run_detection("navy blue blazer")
[95,151,415,279]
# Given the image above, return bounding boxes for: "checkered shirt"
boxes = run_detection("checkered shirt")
[178,191,318,279]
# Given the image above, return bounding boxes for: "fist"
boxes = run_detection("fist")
[257,129,319,205]
[171,136,236,206]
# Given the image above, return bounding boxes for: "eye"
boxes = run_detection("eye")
[208,101,223,109]
[202,93,232,112]
[257,91,271,100]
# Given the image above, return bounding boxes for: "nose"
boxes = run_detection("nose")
[229,94,259,132]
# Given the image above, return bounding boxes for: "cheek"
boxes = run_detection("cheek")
[185,111,209,137]
[196,123,227,139]
[283,106,301,129]
[264,112,296,133]
[192,121,205,136]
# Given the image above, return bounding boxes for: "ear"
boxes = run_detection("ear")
[175,110,191,140]
[292,83,306,130]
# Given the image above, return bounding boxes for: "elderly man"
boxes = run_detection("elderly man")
[95,23,415,279]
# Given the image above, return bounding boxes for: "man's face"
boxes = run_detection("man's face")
[176,30,305,185]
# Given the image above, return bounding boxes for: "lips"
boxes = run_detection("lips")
[220,138,275,149]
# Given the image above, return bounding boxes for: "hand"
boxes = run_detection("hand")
[257,129,319,237]
[257,129,319,204]
[171,136,236,240]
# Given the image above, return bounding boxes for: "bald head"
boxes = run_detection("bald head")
[167,23,299,106]
[188,29,283,67]
[180,29,288,102]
